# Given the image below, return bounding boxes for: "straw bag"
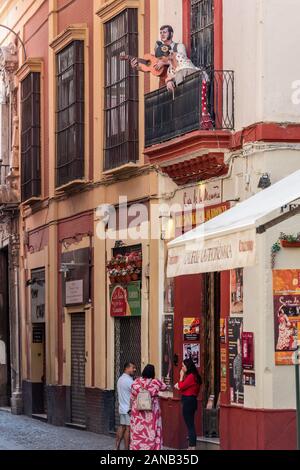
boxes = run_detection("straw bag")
[136,382,152,411]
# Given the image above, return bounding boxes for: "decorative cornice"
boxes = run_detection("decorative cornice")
[15,58,43,82]
[49,24,88,53]
[144,130,232,164]
[96,0,140,22]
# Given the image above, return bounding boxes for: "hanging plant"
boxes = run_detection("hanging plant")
[271,233,300,268]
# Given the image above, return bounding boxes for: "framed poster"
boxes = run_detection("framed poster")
[228,317,244,405]
[230,268,243,314]
[183,318,200,341]
[162,315,174,386]
[183,343,200,368]
[273,270,300,365]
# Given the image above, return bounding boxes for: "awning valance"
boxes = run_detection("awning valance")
[167,170,300,277]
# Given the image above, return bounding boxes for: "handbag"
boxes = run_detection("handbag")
[136,381,152,411]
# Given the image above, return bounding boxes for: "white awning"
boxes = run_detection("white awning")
[167,169,300,277]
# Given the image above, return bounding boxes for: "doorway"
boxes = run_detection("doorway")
[203,272,221,437]
[71,313,86,426]
[0,248,10,407]
[114,316,141,427]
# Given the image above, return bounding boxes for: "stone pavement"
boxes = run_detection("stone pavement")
[0,410,115,450]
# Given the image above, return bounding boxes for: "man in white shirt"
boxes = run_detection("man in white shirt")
[116,362,136,450]
[131,25,199,91]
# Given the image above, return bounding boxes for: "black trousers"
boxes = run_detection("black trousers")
[181,395,197,447]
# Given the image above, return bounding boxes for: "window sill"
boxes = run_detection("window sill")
[55,179,89,195]
[103,162,139,176]
[21,196,43,207]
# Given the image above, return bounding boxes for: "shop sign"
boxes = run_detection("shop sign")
[242,332,254,370]
[183,343,200,368]
[179,181,222,208]
[228,317,244,405]
[183,318,200,341]
[110,281,141,317]
[273,270,300,365]
[65,280,83,305]
[167,228,256,277]
[174,202,229,237]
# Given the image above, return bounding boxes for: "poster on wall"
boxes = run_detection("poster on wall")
[110,282,141,317]
[273,270,300,365]
[31,279,45,323]
[183,318,200,341]
[183,343,200,368]
[221,346,227,392]
[164,277,174,313]
[230,268,244,314]
[228,317,244,405]
[162,315,174,386]
[220,318,226,344]
[242,332,254,370]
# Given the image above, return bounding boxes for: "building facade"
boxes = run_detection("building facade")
[0,0,299,450]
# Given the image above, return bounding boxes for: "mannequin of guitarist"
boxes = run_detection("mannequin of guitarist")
[131,25,199,92]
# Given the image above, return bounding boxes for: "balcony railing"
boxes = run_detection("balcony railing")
[145,70,234,148]
[0,163,9,186]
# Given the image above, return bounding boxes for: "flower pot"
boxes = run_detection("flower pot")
[131,273,138,281]
[280,240,300,248]
[125,274,132,283]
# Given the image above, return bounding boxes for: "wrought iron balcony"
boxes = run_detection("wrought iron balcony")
[145,70,234,148]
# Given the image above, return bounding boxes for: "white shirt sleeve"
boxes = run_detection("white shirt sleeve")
[176,43,187,57]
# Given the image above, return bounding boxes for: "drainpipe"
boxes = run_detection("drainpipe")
[10,237,22,414]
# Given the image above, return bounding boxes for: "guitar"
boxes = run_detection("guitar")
[119,53,165,77]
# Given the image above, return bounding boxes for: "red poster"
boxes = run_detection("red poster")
[110,285,128,317]
[242,332,254,370]
[273,270,300,365]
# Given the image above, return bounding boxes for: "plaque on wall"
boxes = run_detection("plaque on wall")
[65,280,84,305]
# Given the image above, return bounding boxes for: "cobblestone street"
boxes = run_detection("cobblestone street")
[0,411,115,450]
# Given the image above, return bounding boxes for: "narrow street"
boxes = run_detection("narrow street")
[0,411,115,450]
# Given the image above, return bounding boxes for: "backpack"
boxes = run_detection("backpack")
[136,381,152,411]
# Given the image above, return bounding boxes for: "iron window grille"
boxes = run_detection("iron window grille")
[21,72,41,201]
[56,40,84,187]
[191,0,214,70]
[104,9,139,171]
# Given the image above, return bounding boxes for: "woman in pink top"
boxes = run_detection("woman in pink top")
[130,364,167,450]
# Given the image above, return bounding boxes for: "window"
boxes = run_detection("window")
[104,9,139,170]
[191,0,214,70]
[21,72,41,201]
[56,40,84,187]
